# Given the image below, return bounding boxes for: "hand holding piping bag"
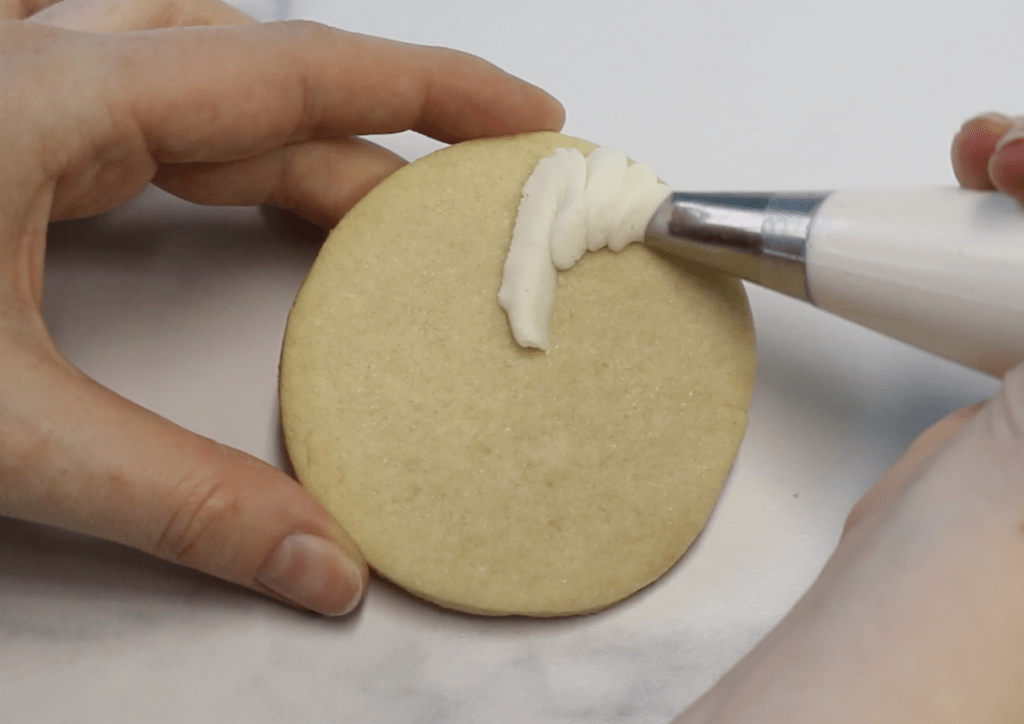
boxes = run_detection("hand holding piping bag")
[671,113,1024,724]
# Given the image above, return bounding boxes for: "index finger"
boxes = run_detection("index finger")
[107,21,565,163]
[25,0,255,31]
[0,0,60,19]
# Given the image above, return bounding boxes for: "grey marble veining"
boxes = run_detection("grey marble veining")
[1,513,772,724]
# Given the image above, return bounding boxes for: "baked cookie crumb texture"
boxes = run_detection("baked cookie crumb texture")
[280,132,756,616]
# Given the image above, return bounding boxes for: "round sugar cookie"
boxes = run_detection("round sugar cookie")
[280,132,756,616]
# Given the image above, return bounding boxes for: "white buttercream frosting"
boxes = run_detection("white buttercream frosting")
[498,147,670,350]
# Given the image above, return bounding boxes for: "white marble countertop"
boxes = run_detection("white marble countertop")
[1,0,1015,721]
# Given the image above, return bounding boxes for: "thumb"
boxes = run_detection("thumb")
[958,362,1024,483]
[0,336,367,615]
[844,363,1024,537]
[894,363,1024,534]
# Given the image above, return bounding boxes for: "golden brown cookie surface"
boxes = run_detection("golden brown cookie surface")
[280,132,755,616]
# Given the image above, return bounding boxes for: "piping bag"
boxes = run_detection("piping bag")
[643,188,1024,378]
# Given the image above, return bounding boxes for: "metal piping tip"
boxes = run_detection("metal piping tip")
[643,191,831,301]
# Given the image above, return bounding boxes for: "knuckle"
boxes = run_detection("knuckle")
[153,455,243,571]
[275,18,331,37]
[269,147,312,214]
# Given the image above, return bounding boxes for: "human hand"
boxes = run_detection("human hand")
[672,116,1024,723]
[952,112,1024,203]
[0,0,564,615]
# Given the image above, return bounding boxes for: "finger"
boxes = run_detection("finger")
[0,0,60,19]
[154,137,406,229]
[0,337,368,615]
[26,0,254,31]
[28,20,563,222]
[987,119,1024,204]
[950,113,1012,190]
[112,22,564,163]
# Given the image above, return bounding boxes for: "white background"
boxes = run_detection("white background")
[1,1,1013,722]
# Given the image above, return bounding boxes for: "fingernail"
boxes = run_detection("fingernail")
[257,533,365,616]
[995,118,1024,152]
[955,113,1015,150]
[967,111,1012,126]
